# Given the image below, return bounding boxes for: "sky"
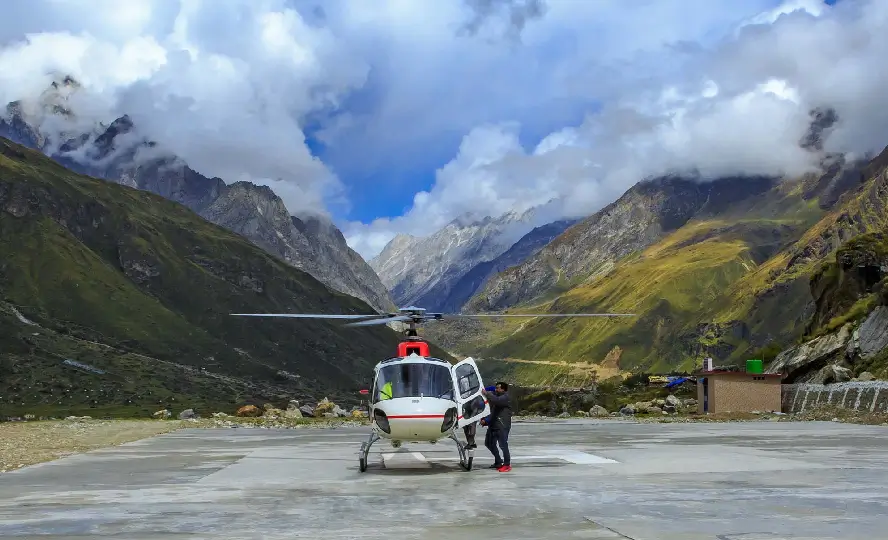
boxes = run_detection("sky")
[1,0,886,260]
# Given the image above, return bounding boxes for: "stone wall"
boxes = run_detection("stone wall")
[782,381,888,414]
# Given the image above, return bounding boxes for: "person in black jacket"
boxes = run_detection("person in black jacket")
[481,381,512,472]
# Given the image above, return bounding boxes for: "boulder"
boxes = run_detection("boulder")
[152,409,171,419]
[811,364,853,384]
[351,409,368,418]
[236,405,262,417]
[283,401,303,419]
[212,412,230,418]
[633,401,653,414]
[683,398,698,409]
[315,398,335,415]
[557,412,570,418]
[857,306,888,359]
[263,408,284,419]
[589,405,609,417]
[648,406,663,414]
[299,405,315,417]
[665,395,681,408]
[619,406,635,416]
[663,405,676,414]
[332,405,348,418]
[178,409,196,420]
[856,371,876,382]
[766,323,853,382]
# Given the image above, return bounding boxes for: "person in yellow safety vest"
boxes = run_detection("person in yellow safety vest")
[379,381,393,400]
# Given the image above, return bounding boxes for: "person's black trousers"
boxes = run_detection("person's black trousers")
[463,422,476,447]
[486,427,510,465]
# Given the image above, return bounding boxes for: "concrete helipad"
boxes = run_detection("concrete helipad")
[1,419,887,539]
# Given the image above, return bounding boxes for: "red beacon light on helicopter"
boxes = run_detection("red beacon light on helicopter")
[397,340,430,357]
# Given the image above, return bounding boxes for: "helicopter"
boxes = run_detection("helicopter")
[230,305,634,472]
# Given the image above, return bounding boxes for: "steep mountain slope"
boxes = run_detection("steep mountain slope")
[468,107,855,315]
[466,175,778,312]
[438,219,577,313]
[370,210,539,311]
[0,88,394,313]
[760,145,888,382]
[0,137,421,416]
[434,149,877,381]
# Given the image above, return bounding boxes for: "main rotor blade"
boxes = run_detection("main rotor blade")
[230,313,386,319]
[448,313,635,317]
[343,315,412,327]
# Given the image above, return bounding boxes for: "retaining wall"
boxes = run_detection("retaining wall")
[782,381,888,414]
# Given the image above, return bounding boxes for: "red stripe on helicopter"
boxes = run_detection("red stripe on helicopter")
[390,399,489,420]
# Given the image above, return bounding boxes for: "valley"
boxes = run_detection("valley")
[4,6,888,538]
[0,137,448,417]
[414,145,888,386]
[3,83,888,414]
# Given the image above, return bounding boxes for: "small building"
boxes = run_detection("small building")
[695,370,783,414]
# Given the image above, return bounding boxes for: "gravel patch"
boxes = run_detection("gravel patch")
[0,419,187,473]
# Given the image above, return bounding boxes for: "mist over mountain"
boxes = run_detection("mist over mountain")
[1,79,395,312]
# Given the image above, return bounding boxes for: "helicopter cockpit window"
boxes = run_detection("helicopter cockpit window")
[375,363,454,400]
[455,363,480,400]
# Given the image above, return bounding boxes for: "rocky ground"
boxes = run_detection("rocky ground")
[0,418,184,473]
[0,415,371,475]
[5,393,886,476]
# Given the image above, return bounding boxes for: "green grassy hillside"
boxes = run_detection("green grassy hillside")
[480,218,811,372]
[433,147,888,382]
[0,137,430,417]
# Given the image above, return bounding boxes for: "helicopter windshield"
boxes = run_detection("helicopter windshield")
[375,362,454,400]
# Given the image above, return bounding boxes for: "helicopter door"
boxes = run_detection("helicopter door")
[452,357,490,428]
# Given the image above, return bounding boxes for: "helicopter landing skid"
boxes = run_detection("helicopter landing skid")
[450,432,474,471]
[358,431,380,472]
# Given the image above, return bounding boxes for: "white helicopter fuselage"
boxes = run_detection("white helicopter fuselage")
[371,396,456,441]
[366,354,489,445]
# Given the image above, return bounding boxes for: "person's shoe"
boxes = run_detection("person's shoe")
[489,463,502,469]
[497,464,512,472]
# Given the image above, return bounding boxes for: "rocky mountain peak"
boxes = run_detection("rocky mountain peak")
[1,88,395,312]
[465,174,777,312]
[800,107,839,152]
[370,206,543,311]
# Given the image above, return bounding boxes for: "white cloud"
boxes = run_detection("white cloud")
[3,0,888,264]
[343,0,888,258]
[0,0,366,216]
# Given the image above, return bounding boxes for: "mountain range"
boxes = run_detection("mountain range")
[380,108,888,385]
[0,77,394,314]
[4,74,887,394]
[369,208,573,312]
[1,136,450,417]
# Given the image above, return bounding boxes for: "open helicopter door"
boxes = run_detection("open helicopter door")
[452,357,490,428]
